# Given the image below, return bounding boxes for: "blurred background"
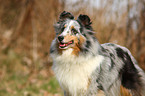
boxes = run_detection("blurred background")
[0,0,144,96]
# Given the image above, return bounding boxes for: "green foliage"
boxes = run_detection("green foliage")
[48,77,60,93]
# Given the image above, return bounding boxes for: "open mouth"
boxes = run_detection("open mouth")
[59,40,74,49]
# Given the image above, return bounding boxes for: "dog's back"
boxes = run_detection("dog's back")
[100,43,145,96]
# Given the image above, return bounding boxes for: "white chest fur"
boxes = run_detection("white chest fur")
[52,48,104,95]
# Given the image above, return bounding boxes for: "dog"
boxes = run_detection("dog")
[50,11,145,96]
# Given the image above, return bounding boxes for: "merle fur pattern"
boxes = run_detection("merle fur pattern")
[50,11,145,96]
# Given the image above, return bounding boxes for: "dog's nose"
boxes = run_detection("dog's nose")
[58,36,64,42]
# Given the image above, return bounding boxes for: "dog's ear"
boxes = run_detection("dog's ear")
[59,11,74,21]
[77,14,92,30]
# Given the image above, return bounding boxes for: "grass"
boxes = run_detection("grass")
[0,50,63,96]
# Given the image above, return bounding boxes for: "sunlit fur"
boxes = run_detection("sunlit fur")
[50,12,145,96]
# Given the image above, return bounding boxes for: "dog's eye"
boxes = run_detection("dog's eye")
[71,28,78,35]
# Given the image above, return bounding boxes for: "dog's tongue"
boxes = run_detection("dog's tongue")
[59,41,72,47]
[60,43,67,47]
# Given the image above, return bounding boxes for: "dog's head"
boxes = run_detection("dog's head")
[54,11,93,53]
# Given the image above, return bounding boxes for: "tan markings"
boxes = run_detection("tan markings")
[87,78,91,89]
[120,85,132,96]
[87,78,105,96]
[72,35,85,56]
[64,24,67,28]
[71,36,85,55]
[79,35,86,45]
[64,35,80,56]
[72,45,81,56]
[96,90,105,96]
[57,35,77,55]
[63,35,77,43]
[71,25,74,29]
[57,35,85,56]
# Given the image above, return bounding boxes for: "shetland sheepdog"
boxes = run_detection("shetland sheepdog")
[50,11,145,96]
